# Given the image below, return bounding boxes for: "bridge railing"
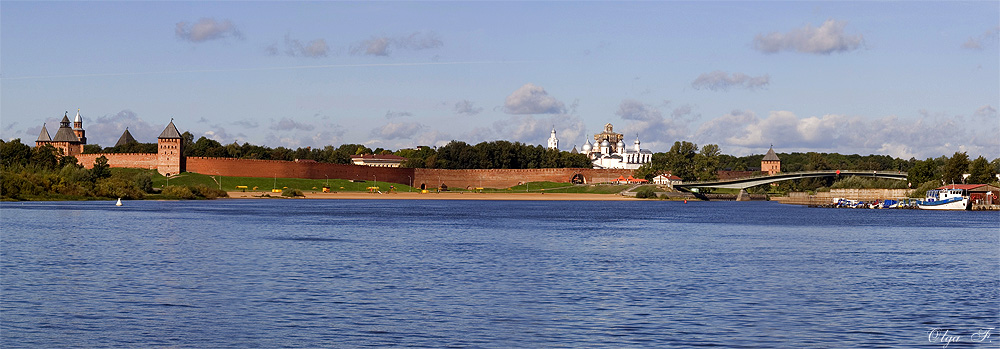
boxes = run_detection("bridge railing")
[676,170,908,187]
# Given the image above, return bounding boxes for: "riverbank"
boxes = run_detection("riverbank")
[227,191,636,201]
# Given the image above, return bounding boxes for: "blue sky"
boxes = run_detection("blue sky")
[2,1,997,159]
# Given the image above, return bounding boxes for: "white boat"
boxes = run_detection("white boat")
[116,198,123,206]
[918,188,970,210]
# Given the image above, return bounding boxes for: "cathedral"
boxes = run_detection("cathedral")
[577,123,652,170]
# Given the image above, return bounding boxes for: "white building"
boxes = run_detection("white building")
[652,174,683,188]
[580,123,653,170]
[350,154,407,167]
[547,128,559,150]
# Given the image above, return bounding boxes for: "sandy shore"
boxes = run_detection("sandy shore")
[226,191,635,201]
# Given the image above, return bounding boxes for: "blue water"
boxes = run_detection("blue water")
[2,200,998,348]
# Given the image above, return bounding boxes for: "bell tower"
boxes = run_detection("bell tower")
[547,127,559,150]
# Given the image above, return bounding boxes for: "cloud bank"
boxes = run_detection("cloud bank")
[371,121,425,140]
[176,18,243,43]
[268,35,328,57]
[454,100,483,116]
[350,31,443,56]
[504,83,566,115]
[753,19,863,54]
[614,100,692,150]
[270,118,315,132]
[694,107,999,159]
[692,71,770,91]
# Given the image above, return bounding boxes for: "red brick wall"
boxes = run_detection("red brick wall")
[412,168,635,189]
[76,153,158,169]
[185,157,416,185]
[187,157,633,189]
[85,153,636,189]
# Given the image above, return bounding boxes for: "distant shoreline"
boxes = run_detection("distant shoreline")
[226,191,637,201]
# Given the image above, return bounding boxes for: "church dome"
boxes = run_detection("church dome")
[582,142,592,152]
[601,140,610,147]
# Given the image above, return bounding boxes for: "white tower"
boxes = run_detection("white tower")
[547,127,559,150]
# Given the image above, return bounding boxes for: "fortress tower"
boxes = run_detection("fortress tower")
[72,109,87,144]
[36,111,86,156]
[762,145,781,175]
[157,119,184,176]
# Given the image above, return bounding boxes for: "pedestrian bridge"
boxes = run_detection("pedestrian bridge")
[674,170,908,191]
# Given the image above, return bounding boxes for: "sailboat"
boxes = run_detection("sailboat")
[116,198,123,206]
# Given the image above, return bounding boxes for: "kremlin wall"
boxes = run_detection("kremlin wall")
[55,116,637,189]
[76,153,636,189]
[76,154,636,189]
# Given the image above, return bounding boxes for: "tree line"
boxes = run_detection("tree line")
[1,139,225,200]
[84,132,592,170]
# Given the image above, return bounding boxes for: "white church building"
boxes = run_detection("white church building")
[572,123,653,170]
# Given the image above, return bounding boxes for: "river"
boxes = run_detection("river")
[2,200,997,348]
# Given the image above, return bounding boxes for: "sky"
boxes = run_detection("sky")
[2,1,998,160]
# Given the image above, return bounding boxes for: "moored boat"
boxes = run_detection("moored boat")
[918,188,970,210]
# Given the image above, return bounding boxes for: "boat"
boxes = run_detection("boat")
[116,198,123,206]
[918,188,970,210]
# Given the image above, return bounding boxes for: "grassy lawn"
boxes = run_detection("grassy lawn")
[137,171,630,194]
[146,170,416,193]
[541,184,630,194]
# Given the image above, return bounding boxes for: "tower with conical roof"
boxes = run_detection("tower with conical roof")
[50,112,84,156]
[72,109,87,144]
[115,128,137,147]
[157,119,184,176]
[36,123,52,147]
[761,145,781,175]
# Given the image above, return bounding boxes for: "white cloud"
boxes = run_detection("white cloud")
[371,121,425,140]
[694,108,999,159]
[384,110,413,119]
[753,19,863,54]
[175,18,243,43]
[503,83,566,115]
[692,71,770,91]
[88,110,163,146]
[454,100,483,116]
[614,99,693,150]
[233,120,259,129]
[350,31,443,56]
[271,35,329,58]
[203,126,235,143]
[270,118,315,131]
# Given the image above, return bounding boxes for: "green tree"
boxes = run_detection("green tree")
[967,156,997,184]
[82,144,103,154]
[666,141,699,180]
[696,144,721,180]
[58,156,79,169]
[0,139,32,168]
[181,131,195,156]
[907,158,938,186]
[91,156,112,180]
[30,145,60,170]
[941,152,970,184]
